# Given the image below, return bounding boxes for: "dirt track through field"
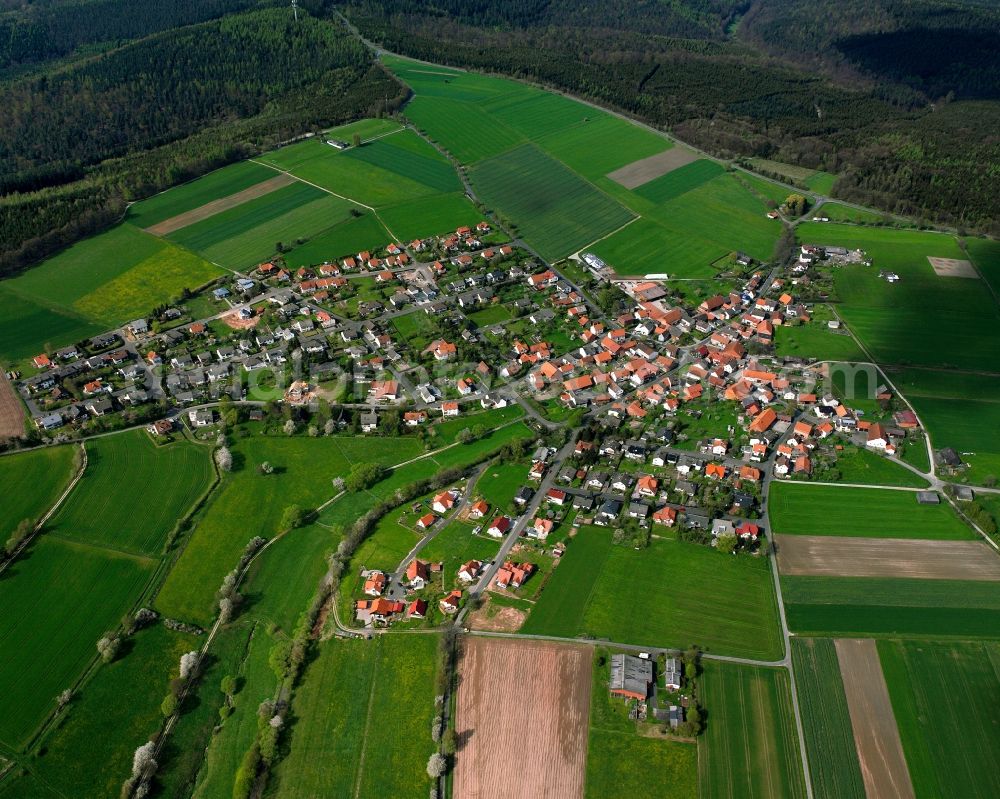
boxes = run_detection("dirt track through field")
[454,637,592,799]
[0,373,24,439]
[774,534,1000,580]
[143,173,295,235]
[606,147,698,189]
[835,639,915,799]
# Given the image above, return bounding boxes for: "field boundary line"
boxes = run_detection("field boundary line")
[570,214,640,260]
[352,639,382,799]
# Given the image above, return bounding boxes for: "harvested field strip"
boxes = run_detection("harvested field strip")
[769,483,973,540]
[791,639,865,799]
[697,661,806,799]
[143,173,295,235]
[605,145,691,189]
[0,372,24,438]
[878,640,1000,799]
[454,637,591,799]
[835,640,914,799]
[774,535,1000,580]
[632,159,724,203]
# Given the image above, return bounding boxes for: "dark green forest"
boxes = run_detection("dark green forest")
[344,0,1000,233]
[0,2,407,277]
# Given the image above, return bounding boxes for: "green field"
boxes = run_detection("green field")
[818,202,888,224]
[0,224,222,362]
[698,661,806,799]
[535,113,671,180]
[812,445,929,487]
[523,527,783,660]
[774,322,867,361]
[0,445,76,541]
[271,635,438,798]
[405,94,526,164]
[769,483,972,539]
[966,236,1000,297]
[28,624,196,799]
[632,159,724,203]
[417,521,500,590]
[282,212,392,267]
[343,130,460,193]
[476,460,528,512]
[49,432,212,556]
[0,536,155,746]
[790,639,865,799]
[590,217,725,278]
[783,575,1000,638]
[879,640,1000,798]
[126,161,280,228]
[155,434,418,625]
[378,192,482,241]
[470,143,634,261]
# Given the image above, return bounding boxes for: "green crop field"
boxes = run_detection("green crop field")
[405,95,526,164]
[590,217,724,278]
[0,445,76,541]
[483,89,596,140]
[282,212,392,268]
[818,202,888,224]
[774,322,867,362]
[471,143,634,261]
[879,640,1000,798]
[769,483,973,539]
[26,624,196,799]
[378,192,483,241]
[790,639,865,799]
[323,117,402,142]
[633,159,724,203]
[967,236,1000,296]
[805,445,929,487]
[535,113,671,180]
[343,131,460,193]
[804,171,837,194]
[0,536,155,747]
[0,286,102,364]
[155,434,416,625]
[49,432,212,556]
[126,161,279,228]
[271,635,438,799]
[783,575,1000,638]
[698,661,806,799]
[524,528,783,660]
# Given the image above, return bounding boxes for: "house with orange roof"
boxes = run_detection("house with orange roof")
[432,490,458,514]
[441,401,459,417]
[706,463,727,480]
[636,476,659,497]
[458,560,483,583]
[495,561,534,590]
[653,506,677,526]
[407,599,428,619]
[416,513,437,530]
[406,559,430,589]
[363,571,387,596]
[749,408,777,433]
[356,598,405,623]
[440,591,463,614]
[530,518,554,539]
[468,500,489,519]
[404,411,427,426]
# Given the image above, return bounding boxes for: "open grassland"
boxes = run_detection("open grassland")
[0,445,75,541]
[324,117,402,142]
[476,460,528,512]
[632,159,724,203]
[791,639,865,799]
[126,161,280,229]
[769,483,972,539]
[426,406,525,447]
[378,192,482,241]
[774,322,867,362]
[698,661,806,799]
[271,635,438,799]
[818,202,888,224]
[0,536,154,747]
[49,432,212,556]
[783,575,1000,638]
[470,143,634,261]
[30,624,195,799]
[879,640,1000,799]
[155,433,418,626]
[523,528,783,660]
[283,212,391,268]
[796,223,1000,370]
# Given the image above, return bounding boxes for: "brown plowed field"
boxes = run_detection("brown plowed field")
[835,639,915,799]
[606,146,698,189]
[454,637,592,799]
[774,534,1000,580]
[143,173,295,235]
[0,373,25,439]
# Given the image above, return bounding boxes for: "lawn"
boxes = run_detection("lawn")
[814,445,928,487]
[790,638,865,799]
[782,575,1000,638]
[282,212,391,268]
[524,528,784,660]
[155,434,415,626]
[425,405,525,447]
[416,521,499,591]
[470,143,634,261]
[698,661,806,799]
[818,202,888,224]
[49,432,212,557]
[768,483,973,539]
[465,304,512,325]
[378,192,483,242]
[0,536,155,747]
[476,459,529,512]
[270,635,439,799]
[773,321,867,362]
[0,445,76,541]
[30,624,196,799]
[878,639,1000,799]
[126,160,279,228]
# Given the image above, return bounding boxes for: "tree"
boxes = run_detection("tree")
[324,418,337,435]
[221,675,237,700]
[307,424,319,437]
[215,446,233,472]
[160,693,178,717]
[4,517,33,555]
[97,634,120,663]
[784,193,807,217]
[56,689,73,708]
[456,427,473,444]
[179,651,199,680]
[283,419,296,436]
[279,504,307,532]
[345,462,384,492]
[352,132,362,147]
[716,533,737,554]
[426,752,447,779]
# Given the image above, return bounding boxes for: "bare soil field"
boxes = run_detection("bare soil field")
[835,639,915,799]
[466,598,526,632]
[220,311,260,330]
[775,535,1000,580]
[454,637,592,799]
[606,147,698,189]
[928,257,978,278]
[144,173,295,235]
[0,373,25,439]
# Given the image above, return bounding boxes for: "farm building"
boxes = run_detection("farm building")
[609,653,653,701]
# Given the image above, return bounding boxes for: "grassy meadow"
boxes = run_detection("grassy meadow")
[282,212,391,267]
[0,445,76,541]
